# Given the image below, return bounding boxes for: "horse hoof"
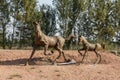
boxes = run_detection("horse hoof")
[66,59,71,62]
[76,62,80,66]
[47,58,53,63]
[53,63,57,66]
[44,53,47,56]
[51,50,54,54]
[51,61,57,65]
[24,61,30,66]
[48,53,53,55]
[24,63,29,66]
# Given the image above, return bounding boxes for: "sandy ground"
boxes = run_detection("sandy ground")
[0,50,120,80]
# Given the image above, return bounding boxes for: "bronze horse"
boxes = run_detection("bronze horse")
[25,21,76,65]
[78,35,105,64]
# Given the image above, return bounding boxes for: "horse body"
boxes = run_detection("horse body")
[82,41,102,51]
[34,22,65,48]
[78,35,103,63]
[25,21,71,65]
[35,35,57,47]
[79,36,103,50]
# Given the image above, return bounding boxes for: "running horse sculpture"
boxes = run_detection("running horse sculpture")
[25,21,76,65]
[78,35,105,64]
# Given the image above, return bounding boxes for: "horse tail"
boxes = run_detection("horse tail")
[65,34,76,41]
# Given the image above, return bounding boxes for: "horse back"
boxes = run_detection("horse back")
[55,36,65,48]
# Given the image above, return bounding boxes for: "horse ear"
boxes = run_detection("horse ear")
[33,21,35,24]
[79,35,81,37]
[37,20,41,23]
[33,21,38,25]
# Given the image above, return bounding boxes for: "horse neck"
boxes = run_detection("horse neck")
[82,38,90,46]
[35,25,43,38]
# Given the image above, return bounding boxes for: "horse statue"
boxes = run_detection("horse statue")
[25,21,76,65]
[78,35,105,64]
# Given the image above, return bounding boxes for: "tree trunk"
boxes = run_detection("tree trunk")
[2,25,6,49]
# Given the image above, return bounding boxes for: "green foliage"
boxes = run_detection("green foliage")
[0,0,119,50]
[7,0,37,48]
[0,0,11,49]
[38,4,57,36]
[53,0,86,37]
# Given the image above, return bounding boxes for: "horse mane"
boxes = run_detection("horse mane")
[79,35,89,44]
[33,21,46,38]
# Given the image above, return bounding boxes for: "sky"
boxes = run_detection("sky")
[37,0,53,6]
[6,0,53,36]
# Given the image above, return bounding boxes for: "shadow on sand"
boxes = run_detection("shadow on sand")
[0,58,78,66]
[0,57,53,66]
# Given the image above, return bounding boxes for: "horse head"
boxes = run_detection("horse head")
[33,21,41,33]
[33,21,39,25]
[78,35,86,45]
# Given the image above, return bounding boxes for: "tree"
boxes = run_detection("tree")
[53,0,85,49]
[113,0,120,45]
[77,0,119,42]
[53,0,69,37]
[10,0,37,48]
[36,4,57,36]
[0,0,11,49]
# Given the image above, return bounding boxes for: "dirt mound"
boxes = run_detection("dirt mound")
[100,51,120,64]
[48,50,120,64]
[0,50,120,80]
[0,50,120,65]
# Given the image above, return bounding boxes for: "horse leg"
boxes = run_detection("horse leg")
[49,49,54,55]
[97,53,101,64]
[52,49,62,64]
[81,49,88,63]
[56,42,68,62]
[78,49,83,56]
[62,51,69,62]
[52,41,67,64]
[25,46,37,66]
[94,50,101,64]
[51,50,54,54]
[53,49,68,63]
[44,44,48,55]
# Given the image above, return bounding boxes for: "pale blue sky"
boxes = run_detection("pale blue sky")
[37,0,53,6]
[7,0,53,35]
